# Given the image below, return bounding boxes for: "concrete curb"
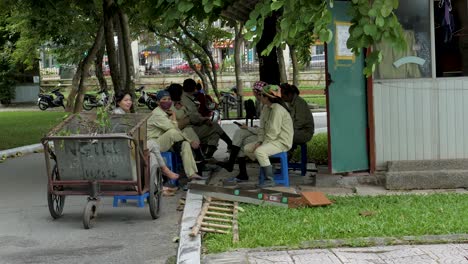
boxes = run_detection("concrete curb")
[177,190,203,264]
[0,143,43,158]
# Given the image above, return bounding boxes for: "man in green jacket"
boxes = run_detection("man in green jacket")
[280,83,315,145]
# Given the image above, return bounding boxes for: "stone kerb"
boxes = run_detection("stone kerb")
[385,159,468,190]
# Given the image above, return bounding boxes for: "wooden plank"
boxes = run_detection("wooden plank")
[232,202,239,243]
[200,227,229,234]
[189,190,289,208]
[203,217,233,223]
[397,80,408,160]
[439,80,448,158]
[406,81,416,160]
[208,206,234,212]
[190,197,211,237]
[206,211,235,217]
[201,222,232,229]
[210,201,234,207]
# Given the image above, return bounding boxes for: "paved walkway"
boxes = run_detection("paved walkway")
[203,243,468,263]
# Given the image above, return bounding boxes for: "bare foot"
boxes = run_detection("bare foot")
[190,174,207,180]
[162,166,179,180]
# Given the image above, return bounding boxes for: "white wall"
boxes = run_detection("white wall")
[373,78,468,168]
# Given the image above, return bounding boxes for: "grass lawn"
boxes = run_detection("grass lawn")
[0,111,66,150]
[203,193,468,253]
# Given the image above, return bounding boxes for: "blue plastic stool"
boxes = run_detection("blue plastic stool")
[259,152,289,187]
[289,143,307,176]
[113,192,149,208]
[161,151,178,186]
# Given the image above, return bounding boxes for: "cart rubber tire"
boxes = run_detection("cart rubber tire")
[47,165,65,219]
[148,169,162,219]
[82,99,94,111]
[83,200,98,229]
[38,101,48,111]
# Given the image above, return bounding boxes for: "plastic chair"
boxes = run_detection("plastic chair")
[160,151,178,186]
[259,152,289,187]
[113,151,178,208]
[289,143,307,176]
[113,193,149,208]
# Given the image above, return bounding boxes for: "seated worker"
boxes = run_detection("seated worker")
[147,90,203,180]
[112,92,179,182]
[217,81,269,183]
[181,78,232,158]
[194,81,217,118]
[243,85,293,187]
[280,83,315,146]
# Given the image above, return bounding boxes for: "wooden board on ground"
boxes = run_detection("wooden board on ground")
[301,191,333,206]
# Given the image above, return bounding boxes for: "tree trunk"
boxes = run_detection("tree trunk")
[289,44,299,87]
[95,42,108,91]
[66,60,84,112]
[118,11,135,96]
[73,24,105,113]
[256,15,280,85]
[179,23,220,99]
[114,14,126,91]
[66,24,105,112]
[234,22,244,118]
[103,0,121,93]
[277,47,287,84]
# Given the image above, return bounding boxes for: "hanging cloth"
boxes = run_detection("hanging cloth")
[440,0,455,43]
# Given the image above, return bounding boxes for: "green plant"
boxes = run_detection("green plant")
[0,54,16,105]
[292,133,328,165]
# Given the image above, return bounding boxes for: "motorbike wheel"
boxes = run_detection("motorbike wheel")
[38,100,48,111]
[147,99,157,110]
[82,99,94,111]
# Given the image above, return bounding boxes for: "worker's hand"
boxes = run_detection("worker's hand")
[253,142,261,151]
[168,110,176,121]
[191,140,200,149]
[240,124,248,129]
[174,102,183,110]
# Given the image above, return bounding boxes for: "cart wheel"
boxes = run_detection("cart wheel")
[83,200,98,229]
[148,169,162,219]
[47,165,65,219]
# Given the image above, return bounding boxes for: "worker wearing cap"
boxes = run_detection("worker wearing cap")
[243,85,293,187]
[218,81,270,183]
[147,90,202,180]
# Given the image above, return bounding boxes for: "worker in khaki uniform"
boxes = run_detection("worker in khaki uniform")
[280,83,314,145]
[181,78,232,158]
[244,85,293,187]
[218,81,269,183]
[147,90,203,180]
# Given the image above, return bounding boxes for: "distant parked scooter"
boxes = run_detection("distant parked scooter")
[82,89,112,111]
[37,87,65,111]
[136,86,157,110]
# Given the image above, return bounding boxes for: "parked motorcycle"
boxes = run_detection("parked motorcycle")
[37,88,65,111]
[136,86,157,110]
[82,89,112,111]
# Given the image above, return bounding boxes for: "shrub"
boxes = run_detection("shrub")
[292,132,328,165]
[0,54,15,105]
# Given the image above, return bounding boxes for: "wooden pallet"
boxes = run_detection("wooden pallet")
[190,197,240,243]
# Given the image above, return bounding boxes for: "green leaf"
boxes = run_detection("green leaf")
[376,16,385,27]
[204,2,213,13]
[380,2,393,17]
[271,1,284,11]
[351,25,364,38]
[363,24,377,36]
[319,29,332,43]
[368,8,377,17]
[177,1,194,12]
[392,0,399,9]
